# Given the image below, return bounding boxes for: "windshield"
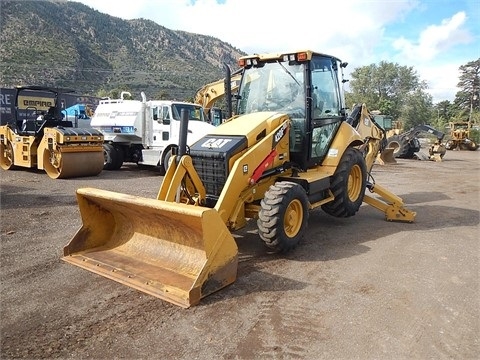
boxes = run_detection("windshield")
[237,62,305,117]
[172,104,206,122]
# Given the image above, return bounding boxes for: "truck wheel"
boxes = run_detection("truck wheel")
[160,146,177,175]
[0,140,15,170]
[386,135,414,158]
[103,143,118,170]
[257,181,309,253]
[322,147,367,218]
[113,145,124,169]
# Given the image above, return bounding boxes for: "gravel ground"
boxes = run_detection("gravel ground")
[1,149,479,359]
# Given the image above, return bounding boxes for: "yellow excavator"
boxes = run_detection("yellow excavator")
[0,86,104,179]
[63,50,416,308]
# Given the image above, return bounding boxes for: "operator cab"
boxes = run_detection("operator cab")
[14,86,74,136]
[235,51,348,170]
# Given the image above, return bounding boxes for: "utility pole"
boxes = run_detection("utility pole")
[470,92,478,122]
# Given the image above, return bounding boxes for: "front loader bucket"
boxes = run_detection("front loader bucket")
[62,188,238,308]
[376,147,397,165]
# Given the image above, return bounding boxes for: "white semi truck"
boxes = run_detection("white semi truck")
[90,92,215,173]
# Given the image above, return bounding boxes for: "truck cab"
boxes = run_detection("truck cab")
[90,92,215,172]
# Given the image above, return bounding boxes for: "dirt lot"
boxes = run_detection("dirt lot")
[1,149,479,359]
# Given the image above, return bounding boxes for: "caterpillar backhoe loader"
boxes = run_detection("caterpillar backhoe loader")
[0,86,104,179]
[63,50,416,308]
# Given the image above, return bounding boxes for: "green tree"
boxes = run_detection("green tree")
[347,61,431,123]
[431,100,454,129]
[453,58,480,124]
[400,89,433,129]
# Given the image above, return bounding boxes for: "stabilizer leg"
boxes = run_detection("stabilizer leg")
[363,182,416,223]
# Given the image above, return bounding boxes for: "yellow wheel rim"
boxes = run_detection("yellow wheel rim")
[0,142,14,169]
[347,164,363,201]
[284,199,303,238]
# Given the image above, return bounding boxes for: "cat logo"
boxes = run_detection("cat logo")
[201,138,232,149]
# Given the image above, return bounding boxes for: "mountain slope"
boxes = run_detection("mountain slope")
[0,0,246,100]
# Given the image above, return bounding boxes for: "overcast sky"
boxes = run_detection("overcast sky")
[73,0,480,103]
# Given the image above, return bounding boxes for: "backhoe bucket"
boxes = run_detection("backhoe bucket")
[376,147,397,165]
[62,188,238,308]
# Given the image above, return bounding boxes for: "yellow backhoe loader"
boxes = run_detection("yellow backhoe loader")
[0,86,104,179]
[63,50,416,308]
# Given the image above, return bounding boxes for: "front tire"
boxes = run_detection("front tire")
[0,140,15,170]
[160,147,176,175]
[322,147,367,218]
[257,181,309,253]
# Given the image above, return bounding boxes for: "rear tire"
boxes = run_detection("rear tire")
[257,181,309,253]
[113,145,124,169]
[322,147,367,218]
[103,143,117,170]
[386,135,415,158]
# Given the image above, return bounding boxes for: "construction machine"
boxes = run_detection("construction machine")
[63,50,416,308]
[0,86,104,179]
[444,121,479,151]
[385,124,447,161]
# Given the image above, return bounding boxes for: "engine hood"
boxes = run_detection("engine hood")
[208,111,290,147]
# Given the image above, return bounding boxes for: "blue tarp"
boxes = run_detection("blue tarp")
[62,104,90,119]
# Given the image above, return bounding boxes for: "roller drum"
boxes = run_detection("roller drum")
[43,149,104,179]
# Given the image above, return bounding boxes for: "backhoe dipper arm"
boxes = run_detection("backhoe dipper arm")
[404,124,445,142]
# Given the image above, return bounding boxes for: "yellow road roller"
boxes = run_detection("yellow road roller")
[0,86,104,179]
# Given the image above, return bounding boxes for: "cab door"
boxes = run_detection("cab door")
[151,105,171,147]
[307,55,344,166]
